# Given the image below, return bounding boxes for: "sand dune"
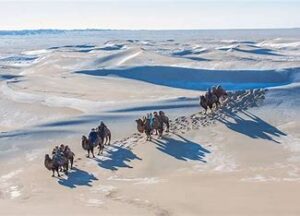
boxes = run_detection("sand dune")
[0,30,300,215]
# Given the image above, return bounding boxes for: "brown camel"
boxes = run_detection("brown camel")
[200,93,219,113]
[81,135,104,158]
[136,115,164,140]
[212,85,228,103]
[44,154,68,177]
[97,123,111,145]
[63,146,75,169]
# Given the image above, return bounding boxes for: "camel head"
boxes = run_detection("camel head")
[135,119,145,133]
[135,119,142,125]
[45,154,51,160]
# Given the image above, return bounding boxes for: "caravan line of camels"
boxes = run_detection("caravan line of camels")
[44,85,228,177]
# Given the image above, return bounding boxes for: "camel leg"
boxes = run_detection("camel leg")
[108,134,111,145]
[98,146,102,155]
[65,162,69,172]
[52,169,55,177]
[91,148,95,158]
[64,165,68,175]
[166,122,170,133]
[56,168,60,177]
[70,157,73,169]
[159,129,163,139]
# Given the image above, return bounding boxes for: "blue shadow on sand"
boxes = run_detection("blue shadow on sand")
[0,74,22,80]
[154,135,210,162]
[95,146,142,171]
[235,47,282,56]
[0,129,74,139]
[217,110,287,144]
[74,66,294,91]
[109,103,198,113]
[58,167,98,188]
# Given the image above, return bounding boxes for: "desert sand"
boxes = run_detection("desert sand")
[0,30,300,216]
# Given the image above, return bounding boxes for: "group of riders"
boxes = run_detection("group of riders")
[45,121,111,177]
[200,85,228,113]
[136,111,170,141]
[81,121,112,158]
[44,144,75,177]
[45,85,228,177]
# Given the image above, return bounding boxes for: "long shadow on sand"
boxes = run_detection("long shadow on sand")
[109,102,198,113]
[58,167,98,189]
[235,47,282,56]
[154,135,210,162]
[217,110,287,144]
[95,146,142,171]
[74,66,293,91]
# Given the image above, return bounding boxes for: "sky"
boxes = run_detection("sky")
[0,1,299,30]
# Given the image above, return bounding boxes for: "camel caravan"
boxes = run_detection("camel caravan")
[45,85,229,177]
[81,121,112,158]
[200,85,228,113]
[44,144,75,177]
[44,121,111,177]
[135,111,170,141]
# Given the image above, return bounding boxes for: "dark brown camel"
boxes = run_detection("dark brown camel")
[81,135,104,158]
[97,124,111,145]
[44,154,68,177]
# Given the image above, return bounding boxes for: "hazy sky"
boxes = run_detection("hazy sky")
[0,1,299,30]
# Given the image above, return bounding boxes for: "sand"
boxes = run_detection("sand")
[0,30,299,216]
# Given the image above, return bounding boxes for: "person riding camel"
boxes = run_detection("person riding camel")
[212,86,217,94]
[159,111,165,117]
[88,128,98,146]
[63,145,71,155]
[59,144,65,153]
[53,145,64,165]
[147,113,154,128]
[206,88,213,102]
[52,146,59,155]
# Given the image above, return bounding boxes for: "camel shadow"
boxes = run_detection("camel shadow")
[58,167,98,188]
[217,110,287,144]
[154,135,210,162]
[95,146,142,171]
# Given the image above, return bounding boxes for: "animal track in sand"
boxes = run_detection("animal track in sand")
[91,89,266,164]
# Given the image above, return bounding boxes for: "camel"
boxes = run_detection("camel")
[52,145,75,169]
[200,85,228,113]
[97,124,111,145]
[136,114,165,140]
[136,118,153,141]
[212,85,228,103]
[44,154,68,177]
[200,95,209,113]
[200,93,219,113]
[63,146,75,169]
[81,135,104,158]
[159,111,170,133]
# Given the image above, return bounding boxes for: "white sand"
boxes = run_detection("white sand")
[0,30,299,215]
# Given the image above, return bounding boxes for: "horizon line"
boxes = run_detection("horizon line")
[1,27,300,32]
